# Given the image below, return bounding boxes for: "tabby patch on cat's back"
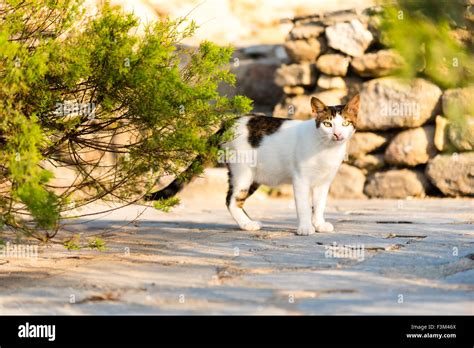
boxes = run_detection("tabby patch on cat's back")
[246,114,288,148]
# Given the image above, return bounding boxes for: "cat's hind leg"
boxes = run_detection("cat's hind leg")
[226,165,261,231]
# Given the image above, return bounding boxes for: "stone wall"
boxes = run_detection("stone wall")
[271,8,473,199]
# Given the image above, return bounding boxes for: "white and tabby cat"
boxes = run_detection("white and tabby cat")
[146,94,360,235]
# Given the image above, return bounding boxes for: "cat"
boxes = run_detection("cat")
[145,94,360,235]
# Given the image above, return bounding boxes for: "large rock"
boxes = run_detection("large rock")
[364,169,430,198]
[448,118,474,151]
[329,164,366,199]
[350,49,405,77]
[442,86,474,119]
[347,132,390,158]
[284,37,327,63]
[442,87,474,151]
[384,126,437,167]
[316,53,351,76]
[317,75,346,90]
[350,153,385,174]
[275,64,316,87]
[288,23,325,40]
[357,77,442,131]
[425,153,474,197]
[325,19,373,57]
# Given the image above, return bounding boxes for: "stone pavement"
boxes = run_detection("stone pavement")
[0,188,473,314]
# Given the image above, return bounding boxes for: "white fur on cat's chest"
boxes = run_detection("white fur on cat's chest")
[299,154,344,186]
[253,148,344,187]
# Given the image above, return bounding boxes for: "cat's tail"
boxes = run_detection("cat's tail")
[143,118,236,202]
[143,154,205,201]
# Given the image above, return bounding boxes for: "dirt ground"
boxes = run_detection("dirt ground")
[1,171,473,315]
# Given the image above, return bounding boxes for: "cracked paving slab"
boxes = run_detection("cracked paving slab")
[0,194,473,315]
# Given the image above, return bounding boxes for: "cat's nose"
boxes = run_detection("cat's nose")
[333,133,343,140]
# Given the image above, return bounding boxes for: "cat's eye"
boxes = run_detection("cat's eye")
[342,120,352,127]
[322,121,332,127]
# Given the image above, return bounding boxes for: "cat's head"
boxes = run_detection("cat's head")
[310,94,360,144]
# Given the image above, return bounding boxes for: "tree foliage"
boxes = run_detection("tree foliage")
[0,0,252,239]
[378,0,474,149]
[379,0,474,89]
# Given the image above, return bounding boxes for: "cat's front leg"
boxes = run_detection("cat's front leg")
[312,183,334,233]
[293,177,315,235]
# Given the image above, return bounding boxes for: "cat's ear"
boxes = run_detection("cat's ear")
[311,97,327,115]
[343,94,360,117]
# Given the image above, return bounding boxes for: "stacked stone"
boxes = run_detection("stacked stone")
[273,8,473,199]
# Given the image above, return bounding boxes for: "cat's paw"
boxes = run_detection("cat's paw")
[314,221,334,233]
[240,221,262,231]
[296,224,316,236]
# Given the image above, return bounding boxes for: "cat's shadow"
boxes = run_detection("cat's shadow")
[139,219,295,234]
